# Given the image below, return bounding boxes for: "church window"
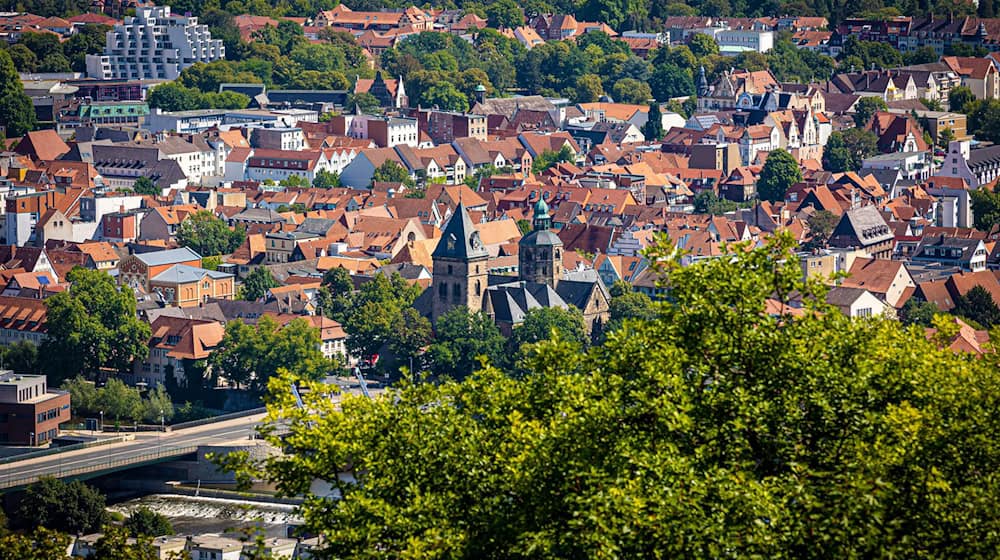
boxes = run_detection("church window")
[439,283,447,300]
[448,265,453,275]
[475,280,481,296]
[452,283,462,303]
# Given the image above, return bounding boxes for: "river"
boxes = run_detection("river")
[108,493,304,538]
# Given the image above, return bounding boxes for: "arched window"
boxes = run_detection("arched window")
[452,283,462,303]
[475,280,481,296]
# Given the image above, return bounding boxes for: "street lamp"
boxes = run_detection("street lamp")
[99,411,104,432]
[29,432,34,447]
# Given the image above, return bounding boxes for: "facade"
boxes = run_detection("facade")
[518,199,563,287]
[0,372,70,446]
[828,205,895,259]
[118,247,204,293]
[149,264,235,307]
[86,6,225,80]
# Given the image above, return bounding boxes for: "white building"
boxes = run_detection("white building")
[716,29,774,55]
[85,6,225,81]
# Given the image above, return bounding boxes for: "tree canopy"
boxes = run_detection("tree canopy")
[225,231,1000,558]
[40,268,151,384]
[176,211,246,257]
[0,49,37,137]
[13,478,108,534]
[756,148,802,202]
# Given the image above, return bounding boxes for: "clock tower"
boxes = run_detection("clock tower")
[431,203,489,323]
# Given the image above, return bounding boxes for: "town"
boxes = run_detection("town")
[0,0,998,557]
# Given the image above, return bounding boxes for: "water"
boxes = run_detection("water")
[109,493,304,538]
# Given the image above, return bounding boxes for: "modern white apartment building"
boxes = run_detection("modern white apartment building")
[85,6,224,81]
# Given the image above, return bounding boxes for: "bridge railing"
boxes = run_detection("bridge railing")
[0,435,135,466]
[0,444,199,490]
[169,407,267,431]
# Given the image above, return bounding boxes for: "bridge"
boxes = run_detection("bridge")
[0,411,267,491]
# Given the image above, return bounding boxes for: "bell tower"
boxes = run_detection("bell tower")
[518,198,563,288]
[431,203,489,323]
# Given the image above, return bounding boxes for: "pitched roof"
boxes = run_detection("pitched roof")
[432,203,489,261]
[135,247,203,266]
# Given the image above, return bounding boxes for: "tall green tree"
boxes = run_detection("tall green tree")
[953,285,1000,328]
[0,49,37,137]
[642,102,664,140]
[756,148,802,202]
[950,85,976,113]
[124,507,174,538]
[210,316,332,395]
[508,307,588,355]
[427,307,506,379]
[822,129,879,173]
[241,267,279,301]
[177,211,246,256]
[971,184,1000,230]
[485,0,524,28]
[0,528,72,560]
[853,96,888,127]
[131,176,160,196]
[224,232,1000,558]
[14,478,108,534]
[372,160,411,185]
[41,268,151,383]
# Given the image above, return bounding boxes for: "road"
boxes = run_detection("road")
[0,412,267,490]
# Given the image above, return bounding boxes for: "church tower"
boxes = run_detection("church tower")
[518,198,563,288]
[431,203,489,323]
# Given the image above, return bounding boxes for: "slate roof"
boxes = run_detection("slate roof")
[432,203,489,261]
[151,264,233,284]
[135,247,203,266]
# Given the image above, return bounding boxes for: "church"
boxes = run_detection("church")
[428,199,610,336]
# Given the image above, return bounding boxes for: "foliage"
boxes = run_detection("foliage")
[953,285,1000,328]
[804,210,838,249]
[132,176,160,196]
[124,507,174,538]
[0,527,72,560]
[642,102,664,141]
[427,307,506,379]
[937,126,955,148]
[148,82,250,111]
[756,148,802,202]
[0,49,36,137]
[388,307,433,372]
[967,99,1000,143]
[485,0,524,28]
[853,95,888,127]
[0,341,38,375]
[971,183,1000,230]
[822,129,879,173]
[177,211,246,256]
[372,160,411,186]
[765,38,836,83]
[313,169,341,189]
[508,307,587,357]
[839,36,903,71]
[531,145,575,174]
[225,231,1000,558]
[332,273,422,361]
[41,268,150,383]
[693,190,737,215]
[347,92,382,114]
[13,478,108,534]
[648,63,695,101]
[949,85,976,113]
[899,299,939,327]
[210,315,334,395]
[97,378,144,423]
[605,288,657,334]
[241,267,279,301]
[687,33,719,58]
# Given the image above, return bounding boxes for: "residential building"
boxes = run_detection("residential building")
[828,205,895,259]
[0,372,70,446]
[131,316,224,387]
[825,286,893,318]
[149,264,235,306]
[85,6,225,80]
[118,247,203,293]
[911,235,988,272]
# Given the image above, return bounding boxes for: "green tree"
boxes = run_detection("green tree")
[372,160,411,185]
[899,299,939,327]
[693,190,737,215]
[532,145,575,174]
[420,82,468,111]
[427,307,506,378]
[338,273,421,361]
[60,375,98,413]
[177,211,245,256]
[950,85,976,113]
[649,63,694,101]
[142,385,175,424]
[132,176,160,196]
[853,96,888,127]
[485,0,524,28]
[41,268,150,383]
[91,526,158,560]
[225,232,1000,558]
[642,101,664,141]
[509,307,587,356]
[574,73,604,103]
[756,148,802,202]
[953,285,1000,328]
[210,315,332,395]
[6,45,38,73]
[605,288,657,334]
[971,184,1000,230]
[687,32,719,58]
[805,210,838,249]
[0,528,72,560]
[313,169,341,189]
[937,126,955,148]
[241,267,279,302]
[388,307,433,372]
[14,478,108,534]
[347,92,381,113]
[147,82,204,112]
[0,49,37,137]
[611,78,652,104]
[822,129,879,173]
[98,378,143,424]
[903,45,939,65]
[0,341,38,375]
[124,507,174,537]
